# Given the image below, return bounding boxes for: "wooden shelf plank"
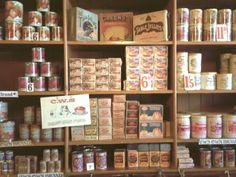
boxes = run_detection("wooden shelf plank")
[69,138,174,146]
[0,40,64,45]
[177,139,199,143]
[177,41,236,46]
[18,91,65,96]
[177,90,236,94]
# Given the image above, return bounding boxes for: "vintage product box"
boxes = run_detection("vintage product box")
[153,79,167,90]
[96,59,109,67]
[113,110,125,119]
[127,110,139,118]
[126,126,138,139]
[70,68,82,77]
[113,127,125,139]
[153,57,168,69]
[126,101,139,110]
[82,66,95,75]
[109,82,122,91]
[98,108,112,118]
[100,12,133,41]
[139,122,163,139]
[126,46,140,57]
[114,149,126,169]
[133,10,169,42]
[98,98,111,108]
[127,118,138,127]
[69,58,82,69]
[153,46,168,58]
[149,144,160,168]
[68,7,98,41]
[127,144,139,168]
[99,117,112,126]
[139,104,163,121]
[109,58,122,67]
[84,125,98,140]
[113,94,126,103]
[109,74,121,82]
[125,80,140,91]
[70,76,82,85]
[70,83,82,91]
[96,75,109,83]
[82,82,95,90]
[113,119,125,127]
[109,67,121,75]
[82,74,96,82]
[96,67,109,75]
[113,103,126,110]
[71,126,85,141]
[96,83,109,91]
[89,98,97,108]
[82,59,96,66]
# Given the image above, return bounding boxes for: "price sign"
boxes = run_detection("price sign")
[86,163,95,171]
[140,74,153,91]
[32,32,39,41]
[0,91,18,98]
[217,24,227,41]
[27,83,34,92]
[184,74,196,90]
[199,139,236,145]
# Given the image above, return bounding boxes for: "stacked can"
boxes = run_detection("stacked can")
[0,150,14,175]
[218,9,232,41]
[203,9,218,41]
[177,52,188,90]
[189,9,203,41]
[177,8,189,41]
[5,1,23,40]
[233,10,236,41]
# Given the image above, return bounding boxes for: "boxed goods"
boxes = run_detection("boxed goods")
[68,7,98,41]
[139,104,163,121]
[139,122,163,139]
[114,149,126,169]
[127,145,139,168]
[71,126,84,141]
[100,12,133,41]
[133,10,169,42]
[126,101,139,139]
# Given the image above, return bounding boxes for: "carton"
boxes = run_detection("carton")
[139,122,163,138]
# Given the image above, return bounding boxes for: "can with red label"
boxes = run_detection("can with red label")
[177,114,191,139]
[45,11,59,27]
[200,148,211,168]
[18,77,31,91]
[5,21,22,40]
[41,128,52,142]
[212,148,224,168]
[25,62,38,77]
[24,106,35,124]
[32,47,45,62]
[95,150,107,170]
[72,151,83,172]
[28,11,42,27]
[37,0,50,12]
[204,25,217,41]
[48,76,62,91]
[223,114,236,138]
[224,147,235,167]
[30,124,40,142]
[34,77,46,91]
[191,115,207,138]
[52,26,63,41]
[40,62,52,77]
[38,26,50,41]
[5,1,23,23]
[83,149,94,170]
[22,26,35,41]
[19,124,30,140]
[207,114,222,138]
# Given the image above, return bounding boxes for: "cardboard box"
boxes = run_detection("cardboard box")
[84,125,98,136]
[133,10,169,42]
[113,103,126,111]
[89,98,97,108]
[139,122,163,139]
[98,108,112,118]
[100,12,133,41]
[71,126,85,141]
[139,104,163,121]
[98,98,112,108]
[99,117,112,126]
[69,58,82,69]
[68,7,98,41]
[113,95,126,103]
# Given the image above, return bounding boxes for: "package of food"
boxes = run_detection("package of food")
[82,82,95,90]
[153,79,168,90]
[17,156,30,174]
[140,69,154,76]
[114,149,126,168]
[69,58,82,69]
[126,101,139,110]
[109,58,122,67]
[70,68,82,77]
[153,46,168,58]
[96,75,109,83]
[126,68,140,80]
[113,119,125,127]
[125,80,140,91]
[139,122,163,139]
[113,110,125,119]
[96,67,109,75]
[127,118,138,126]
[127,144,139,168]
[84,135,98,140]
[91,116,98,126]
[126,126,138,138]
[109,74,121,82]
[70,84,82,91]
[127,110,139,118]
[71,126,84,141]
[127,57,140,68]
[126,46,140,57]
[98,98,112,108]
[82,59,95,66]
[112,103,126,111]
[100,12,133,41]
[133,10,169,42]
[99,117,112,126]
[82,74,96,82]
[70,76,82,85]
[99,126,112,136]
[149,144,160,167]
[154,68,168,80]
[68,7,98,41]
[140,57,154,68]
[96,83,109,91]
[109,67,121,75]
[84,125,98,136]
[138,144,150,168]
[96,59,109,67]
[113,95,126,103]
[153,57,168,69]
[89,98,97,108]
[82,66,95,75]
[140,46,153,57]
[139,104,163,121]
[109,82,122,91]
[113,128,125,138]
[160,144,171,168]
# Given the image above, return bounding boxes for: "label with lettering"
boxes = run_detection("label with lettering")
[0,91,18,98]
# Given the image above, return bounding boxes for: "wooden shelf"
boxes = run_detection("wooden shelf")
[183,167,236,173]
[177,139,199,143]
[177,41,236,46]
[177,90,236,94]
[69,138,174,146]
[18,91,65,96]
[0,40,64,45]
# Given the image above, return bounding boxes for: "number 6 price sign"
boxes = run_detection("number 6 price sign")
[140,74,153,91]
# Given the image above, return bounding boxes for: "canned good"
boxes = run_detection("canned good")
[22,26,35,41]
[25,62,38,77]
[5,151,13,161]
[223,114,236,138]
[201,72,217,90]
[230,54,236,74]
[0,151,4,161]
[190,9,203,26]
[53,128,64,141]
[36,107,41,125]
[217,73,232,90]
[30,124,40,142]
[177,114,191,139]
[19,124,30,140]
[52,26,63,41]
[37,0,50,12]
[0,102,8,122]
[95,150,107,170]
[48,76,62,91]
[218,9,232,24]
[224,147,235,167]
[83,149,94,170]
[43,149,51,162]
[177,52,188,74]
[29,155,37,173]
[177,8,189,25]
[28,11,42,27]
[48,161,55,172]
[177,25,189,41]
[212,148,224,168]
[200,148,212,168]
[188,53,202,73]
[38,26,50,41]
[0,26,3,40]
[7,160,14,174]
[72,151,83,172]
[204,9,218,25]
[34,77,46,91]
[45,11,58,27]
[32,47,45,62]
[191,115,207,139]
[24,106,35,124]
[40,62,52,77]
[207,114,222,138]
[189,25,202,41]
[203,25,217,41]
[54,160,61,172]
[5,1,23,23]
[0,121,15,142]
[5,21,22,40]
[40,160,47,173]
[51,149,59,161]
[41,128,52,142]
[220,53,231,73]
[2,161,8,174]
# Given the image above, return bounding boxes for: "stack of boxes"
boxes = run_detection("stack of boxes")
[177,145,194,169]
[112,95,126,139]
[98,98,112,140]
[126,101,139,139]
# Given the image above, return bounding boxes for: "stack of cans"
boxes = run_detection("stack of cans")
[233,10,236,41]
[218,9,232,41]
[189,9,203,41]
[203,9,218,41]
[177,8,189,41]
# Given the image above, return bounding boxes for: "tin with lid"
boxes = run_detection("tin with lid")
[37,0,50,12]
[28,11,42,27]
[223,114,236,138]
[177,114,191,139]
[207,113,222,138]
[188,53,202,73]
[191,115,207,139]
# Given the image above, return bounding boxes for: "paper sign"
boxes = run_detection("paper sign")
[86,163,95,171]
[27,83,34,92]
[0,91,18,98]
[217,24,227,41]
[18,173,64,177]
[184,74,196,90]
[199,139,236,145]
[140,74,153,91]
[40,95,91,129]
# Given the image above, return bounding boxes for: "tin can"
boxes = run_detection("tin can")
[177,114,191,139]
[0,26,3,40]
[212,148,224,168]
[22,26,35,41]
[220,53,231,73]
[217,73,232,90]
[0,151,4,161]
[224,147,235,167]
[190,9,203,26]
[25,62,38,77]
[51,149,59,161]
[72,151,83,172]
[201,72,217,90]
[7,160,14,174]
[48,76,62,91]
[53,128,64,141]
[24,106,35,124]
[230,54,236,74]
[0,102,8,122]
[0,121,15,142]
[43,149,51,162]
[5,1,23,23]
[52,26,63,41]
[28,11,42,27]
[48,161,55,172]
[95,150,107,170]
[18,77,31,91]
[19,124,30,140]
[223,114,236,138]
[41,128,52,142]
[233,25,236,41]
[218,9,232,24]
[5,21,22,40]
[29,155,37,173]
[40,160,47,173]
[45,11,58,27]
[200,148,211,168]
[83,149,94,170]
[36,107,41,125]
[32,47,45,62]
[55,160,61,172]
[37,0,50,12]
[203,25,217,41]
[177,52,188,74]
[204,9,218,25]
[177,8,189,25]
[34,77,46,91]
[5,151,13,161]
[188,53,202,73]
[189,25,202,41]
[207,114,222,138]
[30,124,40,142]
[177,25,189,41]
[191,115,207,139]
[40,62,52,77]
[2,161,8,174]
[38,26,50,41]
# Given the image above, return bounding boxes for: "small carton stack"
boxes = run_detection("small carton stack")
[96,59,109,90]
[82,59,96,90]
[69,58,82,91]
[98,98,112,140]
[84,98,98,140]
[139,104,164,139]
[126,101,139,139]
[177,146,194,169]
[71,126,84,141]
[112,95,126,139]
[109,58,122,91]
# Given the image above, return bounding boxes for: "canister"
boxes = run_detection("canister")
[95,150,107,170]
[207,113,222,138]
[83,149,94,170]
[52,26,63,41]
[220,53,231,73]
[188,53,202,73]
[201,72,216,90]
[190,9,203,26]
[216,73,232,90]
[51,149,59,161]
[177,8,189,25]
[0,26,3,40]
[177,25,189,41]
[177,74,185,91]
[72,151,83,172]
[218,9,232,41]
[40,160,47,173]
[34,77,46,91]
[24,106,35,124]
[189,25,202,42]
[191,115,207,139]
[30,124,40,142]
[53,128,64,141]
[19,124,30,140]
[200,148,212,168]
[203,25,217,41]
[45,11,58,27]
[177,52,188,74]
[48,76,62,91]
[223,114,236,138]
[32,47,45,63]
[204,9,218,25]
[55,160,62,172]
[38,26,50,41]
[177,113,191,139]
[41,128,52,142]
[5,1,23,23]
[0,102,8,122]
[40,62,52,77]
[28,11,42,27]
[37,0,50,12]
[5,21,22,40]
[224,147,235,168]
[43,149,51,162]
[0,121,15,142]
[22,26,35,41]
[25,62,38,77]
[212,148,224,168]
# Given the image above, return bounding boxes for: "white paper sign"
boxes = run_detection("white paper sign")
[27,83,34,92]
[86,163,95,171]
[184,74,196,90]
[0,91,18,98]
[199,139,236,145]
[40,95,91,129]
[18,173,64,177]
[140,74,153,91]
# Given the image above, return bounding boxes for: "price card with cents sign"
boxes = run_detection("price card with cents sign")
[184,74,197,90]
[140,74,153,91]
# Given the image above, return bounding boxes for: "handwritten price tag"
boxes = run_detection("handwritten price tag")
[184,74,196,90]
[140,74,153,91]
[86,163,95,171]
[27,83,34,92]
[217,24,227,41]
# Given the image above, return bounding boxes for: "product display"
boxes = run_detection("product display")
[177,146,195,168]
